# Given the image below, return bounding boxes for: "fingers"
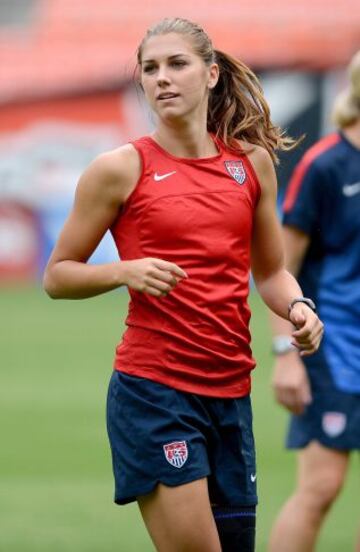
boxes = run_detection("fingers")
[148,268,179,286]
[153,259,188,279]
[142,263,186,296]
[144,285,168,298]
[144,276,174,294]
[293,324,324,355]
[131,258,188,297]
[292,317,321,338]
[298,378,312,411]
[274,386,308,415]
[290,308,324,355]
[274,379,312,415]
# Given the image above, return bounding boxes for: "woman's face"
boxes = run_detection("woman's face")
[140,33,218,122]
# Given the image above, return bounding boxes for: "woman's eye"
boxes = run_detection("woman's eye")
[171,60,186,68]
[143,65,156,74]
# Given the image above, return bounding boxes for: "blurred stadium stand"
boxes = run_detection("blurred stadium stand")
[0,0,359,281]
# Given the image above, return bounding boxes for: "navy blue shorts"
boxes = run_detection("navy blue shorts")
[106,371,258,506]
[287,363,360,450]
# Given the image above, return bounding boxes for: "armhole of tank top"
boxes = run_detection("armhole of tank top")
[219,137,261,206]
[242,153,262,207]
[120,141,146,214]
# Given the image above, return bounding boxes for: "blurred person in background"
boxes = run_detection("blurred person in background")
[269,51,360,552]
[43,18,323,552]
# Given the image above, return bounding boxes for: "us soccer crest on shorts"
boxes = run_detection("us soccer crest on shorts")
[322,412,347,437]
[163,441,188,468]
[224,160,247,185]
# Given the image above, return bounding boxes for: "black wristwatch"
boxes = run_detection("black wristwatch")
[288,297,316,317]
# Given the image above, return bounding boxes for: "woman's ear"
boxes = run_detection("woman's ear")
[208,63,219,90]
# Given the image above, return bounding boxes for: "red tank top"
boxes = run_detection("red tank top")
[111,136,261,397]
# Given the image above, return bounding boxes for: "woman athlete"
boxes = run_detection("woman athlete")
[43,18,323,552]
[270,50,360,552]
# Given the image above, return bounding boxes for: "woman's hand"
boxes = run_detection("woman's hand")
[272,353,312,414]
[289,304,324,356]
[122,258,188,297]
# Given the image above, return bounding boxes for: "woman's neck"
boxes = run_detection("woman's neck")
[153,122,218,159]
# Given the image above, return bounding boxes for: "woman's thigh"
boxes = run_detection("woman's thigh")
[138,478,221,552]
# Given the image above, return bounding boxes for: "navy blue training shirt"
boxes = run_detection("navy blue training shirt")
[283,132,360,393]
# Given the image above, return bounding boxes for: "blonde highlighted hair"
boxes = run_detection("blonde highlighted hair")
[137,17,299,164]
[332,50,360,129]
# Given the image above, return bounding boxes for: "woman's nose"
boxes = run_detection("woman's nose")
[157,67,171,86]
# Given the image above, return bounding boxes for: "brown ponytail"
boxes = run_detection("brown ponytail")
[209,50,299,164]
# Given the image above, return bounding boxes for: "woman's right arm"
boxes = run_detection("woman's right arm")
[270,226,313,414]
[43,145,187,299]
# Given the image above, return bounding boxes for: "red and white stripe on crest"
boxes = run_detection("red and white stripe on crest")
[163,440,188,468]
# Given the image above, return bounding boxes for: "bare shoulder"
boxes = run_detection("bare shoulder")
[76,143,141,205]
[241,142,276,194]
[244,143,274,176]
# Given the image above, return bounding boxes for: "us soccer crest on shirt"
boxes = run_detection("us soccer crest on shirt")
[224,160,247,185]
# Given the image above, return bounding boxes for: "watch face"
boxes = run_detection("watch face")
[273,336,296,355]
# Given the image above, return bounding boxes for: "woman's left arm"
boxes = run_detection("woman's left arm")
[248,146,324,355]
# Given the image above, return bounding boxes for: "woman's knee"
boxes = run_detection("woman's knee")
[299,462,346,513]
[297,443,348,513]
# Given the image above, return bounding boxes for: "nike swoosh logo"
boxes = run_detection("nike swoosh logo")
[342,182,360,197]
[250,474,257,482]
[154,171,177,182]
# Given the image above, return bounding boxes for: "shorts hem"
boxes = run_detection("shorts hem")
[114,470,211,505]
[286,437,359,451]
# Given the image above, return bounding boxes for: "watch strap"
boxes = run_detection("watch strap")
[288,297,316,317]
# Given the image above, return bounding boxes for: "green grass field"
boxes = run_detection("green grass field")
[0,287,358,551]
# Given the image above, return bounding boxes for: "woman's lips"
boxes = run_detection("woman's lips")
[157,93,179,100]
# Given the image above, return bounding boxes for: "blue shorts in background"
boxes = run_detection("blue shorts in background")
[106,371,258,506]
[287,361,360,450]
